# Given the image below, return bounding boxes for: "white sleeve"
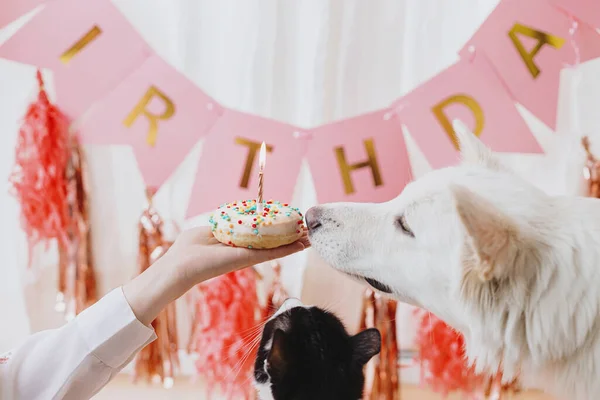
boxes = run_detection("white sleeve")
[0,287,157,400]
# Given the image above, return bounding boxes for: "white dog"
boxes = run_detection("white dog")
[306,122,600,400]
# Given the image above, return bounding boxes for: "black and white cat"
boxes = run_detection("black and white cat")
[253,298,381,400]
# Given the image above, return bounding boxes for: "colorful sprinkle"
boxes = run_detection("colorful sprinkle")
[214,200,304,238]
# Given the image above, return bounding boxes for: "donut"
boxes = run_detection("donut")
[209,200,304,249]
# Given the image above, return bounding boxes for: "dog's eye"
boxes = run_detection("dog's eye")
[395,215,414,237]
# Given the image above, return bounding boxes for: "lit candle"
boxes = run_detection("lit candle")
[258,141,266,212]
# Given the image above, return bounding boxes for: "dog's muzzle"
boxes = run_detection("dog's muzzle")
[305,206,323,231]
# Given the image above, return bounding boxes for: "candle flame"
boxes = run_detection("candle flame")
[259,141,267,169]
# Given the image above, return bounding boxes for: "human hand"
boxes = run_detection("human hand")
[164,226,311,286]
[124,226,310,325]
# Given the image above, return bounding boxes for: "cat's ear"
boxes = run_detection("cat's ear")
[351,328,381,366]
[267,329,289,373]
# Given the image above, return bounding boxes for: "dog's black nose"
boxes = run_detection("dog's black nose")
[305,207,323,231]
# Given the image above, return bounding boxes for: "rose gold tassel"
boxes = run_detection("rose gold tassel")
[482,375,521,399]
[56,245,68,313]
[263,262,287,318]
[360,288,400,400]
[56,136,97,320]
[582,136,600,198]
[133,188,179,388]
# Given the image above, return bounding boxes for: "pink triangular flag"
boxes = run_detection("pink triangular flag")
[0,0,151,119]
[0,0,46,29]
[395,56,541,169]
[551,0,600,30]
[306,110,412,203]
[186,110,307,218]
[79,54,223,190]
[462,0,600,129]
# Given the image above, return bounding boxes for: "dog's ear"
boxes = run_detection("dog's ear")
[452,120,503,171]
[450,184,520,281]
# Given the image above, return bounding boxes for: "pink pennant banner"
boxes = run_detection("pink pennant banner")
[550,0,600,30]
[186,110,307,218]
[78,54,223,190]
[462,0,600,129]
[0,0,150,119]
[306,110,412,204]
[396,57,541,170]
[0,0,46,29]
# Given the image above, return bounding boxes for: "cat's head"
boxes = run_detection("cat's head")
[254,298,381,400]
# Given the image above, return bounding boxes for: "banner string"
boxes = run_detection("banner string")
[291,102,406,141]
[566,18,582,138]
[466,45,477,63]
[384,102,409,121]
[292,130,312,140]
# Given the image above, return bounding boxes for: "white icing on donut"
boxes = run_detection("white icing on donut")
[209,200,304,247]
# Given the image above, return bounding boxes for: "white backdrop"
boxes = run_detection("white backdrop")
[1,0,599,389]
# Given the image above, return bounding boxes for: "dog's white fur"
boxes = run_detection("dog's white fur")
[308,122,600,400]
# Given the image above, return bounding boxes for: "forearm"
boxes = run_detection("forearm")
[122,254,190,326]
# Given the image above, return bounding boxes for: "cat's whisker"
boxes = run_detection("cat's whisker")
[265,304,280,314]
[240,370,258,394]
[226,333,262,377]
[217,330,264,367]
[318,287,357,313]
[218,333,258,358]
[207,322,266,375]
[234,317,270,337]
[236,325,266,343]
[226,334,262,389]
[220,317,271,354]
